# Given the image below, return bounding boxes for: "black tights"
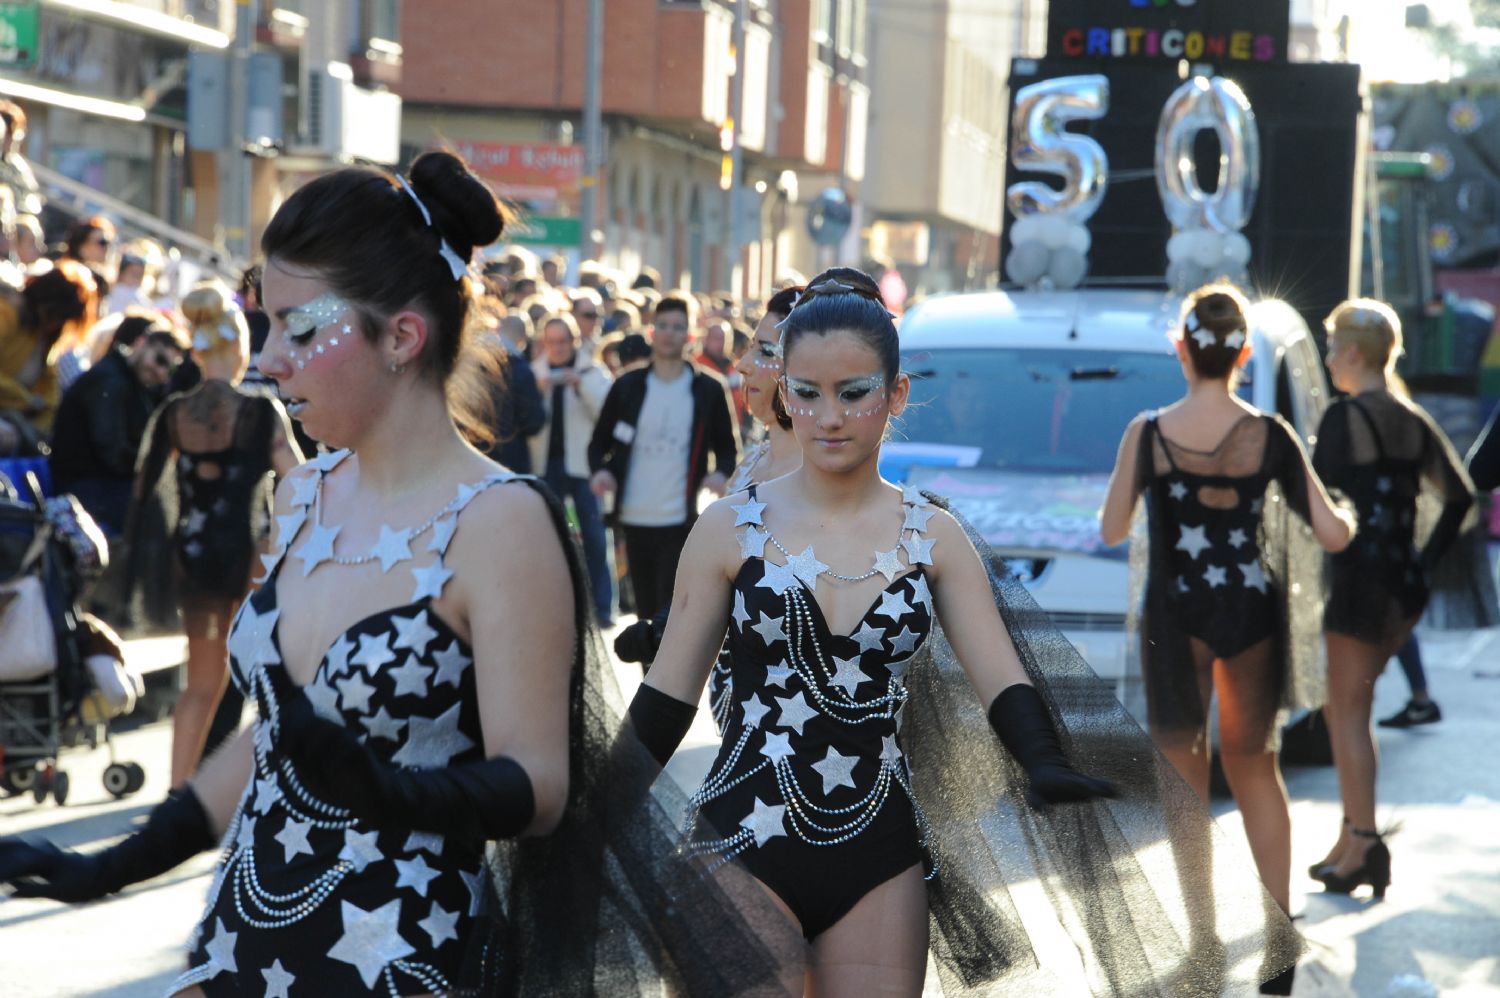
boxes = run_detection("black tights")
[622,522,693,621]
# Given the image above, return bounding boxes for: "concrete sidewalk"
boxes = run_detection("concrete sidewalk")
[2,629,1497,996]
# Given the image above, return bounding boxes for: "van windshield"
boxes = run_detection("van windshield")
[896,347,1183,474]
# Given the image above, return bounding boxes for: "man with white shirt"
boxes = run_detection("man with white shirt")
[588,292,739,621]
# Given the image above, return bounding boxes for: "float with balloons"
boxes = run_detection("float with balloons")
[1004,71,1263,296]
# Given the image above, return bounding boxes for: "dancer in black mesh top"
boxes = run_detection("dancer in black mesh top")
[1101,284,1354,995]
[1309,299,1476,901]
[127,282,302,786]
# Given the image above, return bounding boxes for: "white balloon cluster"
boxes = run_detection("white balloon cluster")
[1005,213,1092,291]
[1165,227,1252,294]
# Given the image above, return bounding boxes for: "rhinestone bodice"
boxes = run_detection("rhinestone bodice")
[689,486,937,865]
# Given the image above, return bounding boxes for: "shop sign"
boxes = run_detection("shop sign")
[1046,0,1290,64]
[510,215,582,247]
[448,140,585,204]
[0,1,38,68]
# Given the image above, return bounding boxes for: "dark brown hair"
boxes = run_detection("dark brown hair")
[779,268,898,382]
[23,259,98,355]
[1180,283,1251,380]
[260,151,513,444]
[63,216,114,260]
[764,284,803,431]
[654,292,696,324]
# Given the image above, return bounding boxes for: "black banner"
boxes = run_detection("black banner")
[1046,0,1291,64]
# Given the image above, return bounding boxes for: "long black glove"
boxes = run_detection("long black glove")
[614,608,671,665]
[276,690,535,841]
[0,788,214,902]
[628,683,698,767]
[989,683,1116,807]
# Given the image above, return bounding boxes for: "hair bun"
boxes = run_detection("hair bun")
[408,151,508,262]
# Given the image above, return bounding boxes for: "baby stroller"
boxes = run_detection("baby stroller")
[0,470,145,805]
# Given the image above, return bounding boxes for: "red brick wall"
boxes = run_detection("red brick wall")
[776,0,811,161]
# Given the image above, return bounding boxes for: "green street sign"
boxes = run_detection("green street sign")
[0,2,37,69]
[511,215,581,247]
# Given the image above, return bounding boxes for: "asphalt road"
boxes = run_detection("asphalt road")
[2,628,1498,997]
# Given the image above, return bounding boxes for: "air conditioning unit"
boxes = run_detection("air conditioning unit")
[291,62,401,165]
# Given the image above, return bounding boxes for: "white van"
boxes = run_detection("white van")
[884,288,1330,685]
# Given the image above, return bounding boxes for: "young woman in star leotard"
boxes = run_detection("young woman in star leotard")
[1100,284,1355,994]
[624,268,1114,995]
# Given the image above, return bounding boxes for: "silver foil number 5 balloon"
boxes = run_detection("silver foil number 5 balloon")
[1006,75,1110,222]
[1155,76,1261,233]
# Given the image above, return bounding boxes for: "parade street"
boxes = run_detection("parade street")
[1,627,1497,998]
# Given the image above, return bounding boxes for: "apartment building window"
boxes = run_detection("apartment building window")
[837,0,853,57]
[815,0,833,47]
[368,0,400,42]
[850,0,867,64]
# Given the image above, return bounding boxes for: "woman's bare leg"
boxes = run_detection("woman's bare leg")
[806,864,928,998]
[171,624,231,788]
[1215,640,1291,912]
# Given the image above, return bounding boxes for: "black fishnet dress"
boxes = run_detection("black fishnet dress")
[1313,391,1476,647]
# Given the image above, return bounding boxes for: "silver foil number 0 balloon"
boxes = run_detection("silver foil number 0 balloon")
[1155,76,1261,233]
[1006,75,1110,223]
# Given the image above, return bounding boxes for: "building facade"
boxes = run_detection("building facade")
[862,0,1047,296]
[398,0,870,300]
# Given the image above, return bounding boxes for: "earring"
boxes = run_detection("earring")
[389,361,401,375]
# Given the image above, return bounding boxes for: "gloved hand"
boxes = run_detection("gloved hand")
[988,683,1117,808]
[0,788,214,902]
[627,682,698,767]
[614,608,670,665]
[275,688,535,841]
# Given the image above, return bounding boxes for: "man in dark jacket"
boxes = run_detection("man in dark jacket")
[50,322,185,535]
[588,292,738,620]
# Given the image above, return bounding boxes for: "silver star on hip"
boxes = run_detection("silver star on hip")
[326,898,415,989]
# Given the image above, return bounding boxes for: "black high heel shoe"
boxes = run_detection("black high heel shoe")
[1316,827,1390,899]
[1307,815,1349,880]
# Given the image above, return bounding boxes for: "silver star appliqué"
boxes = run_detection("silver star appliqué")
[352,632,397,673]
[1239,560,1268,592]
[741,693,771,729]
[460,868,488,916]
[850,621,885,654]
[903,504,936,531]
[811,746,859,794]
[335,673,377,715]
[252,776,279,815]
[829,656,870,697]
[757,559,800,596]
[405,831,444,855]
[750,611,788,647]
[738,527,769,560]
[294,521,341,577]
[732,590,751,630]
[388,655,435,698]
[431,641,470,689]
[327,898,415,988]
[427,516,459,555]
[204,916,239,974]
[901,483,927,506]
[785,546,830,587]
[880,733,903,765]
[889,625,921,656]
[261,958,295,998]
[740,797,788,847]
[872,547,904,583]
[227,603,281,672]
[370,526,413,573]
[274,817,314,862]
[908,573,934,616]
[411,559,455,602]
[288,474,320,509]
[901,533,936,566]
[731,496,767,526]
[274,510,307,548]
[391,610,439,657]
[875,589,913,622]
[339,829,384,874]
[1203,564,1228,588]
[418,901,460,948]
[1168,480,1188,501]
[1176,525,1211,560]
[392,702,476,768]
[235,814,258,852]
[773,691,818,734]
[394,854,443,897]
[324,634,356,678]
[765,662,795,687]
[1227,528,1249,548]
[361,705,407,741]
[760,730,795,764]
[304,679,343,721]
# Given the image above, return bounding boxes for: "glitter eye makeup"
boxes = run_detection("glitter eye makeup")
[752,341,783,370]
[284,293,354,370]
[783,375,888,418]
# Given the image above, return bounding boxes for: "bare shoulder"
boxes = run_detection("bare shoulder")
[920,501,981,581]
[450,473,559,562]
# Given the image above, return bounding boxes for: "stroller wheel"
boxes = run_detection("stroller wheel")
[123,762,146,794]
[103,763,132,799]
[31,767,52,804]
[51,770,69,806]
[0,767,34,796]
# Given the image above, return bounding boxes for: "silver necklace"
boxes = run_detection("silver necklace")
[731,482,935,590]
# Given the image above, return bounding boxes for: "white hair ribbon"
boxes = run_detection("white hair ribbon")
[395,174,469,281]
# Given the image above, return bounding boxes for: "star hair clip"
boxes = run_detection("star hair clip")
[191,319,242,352]
[395,174,470,281]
